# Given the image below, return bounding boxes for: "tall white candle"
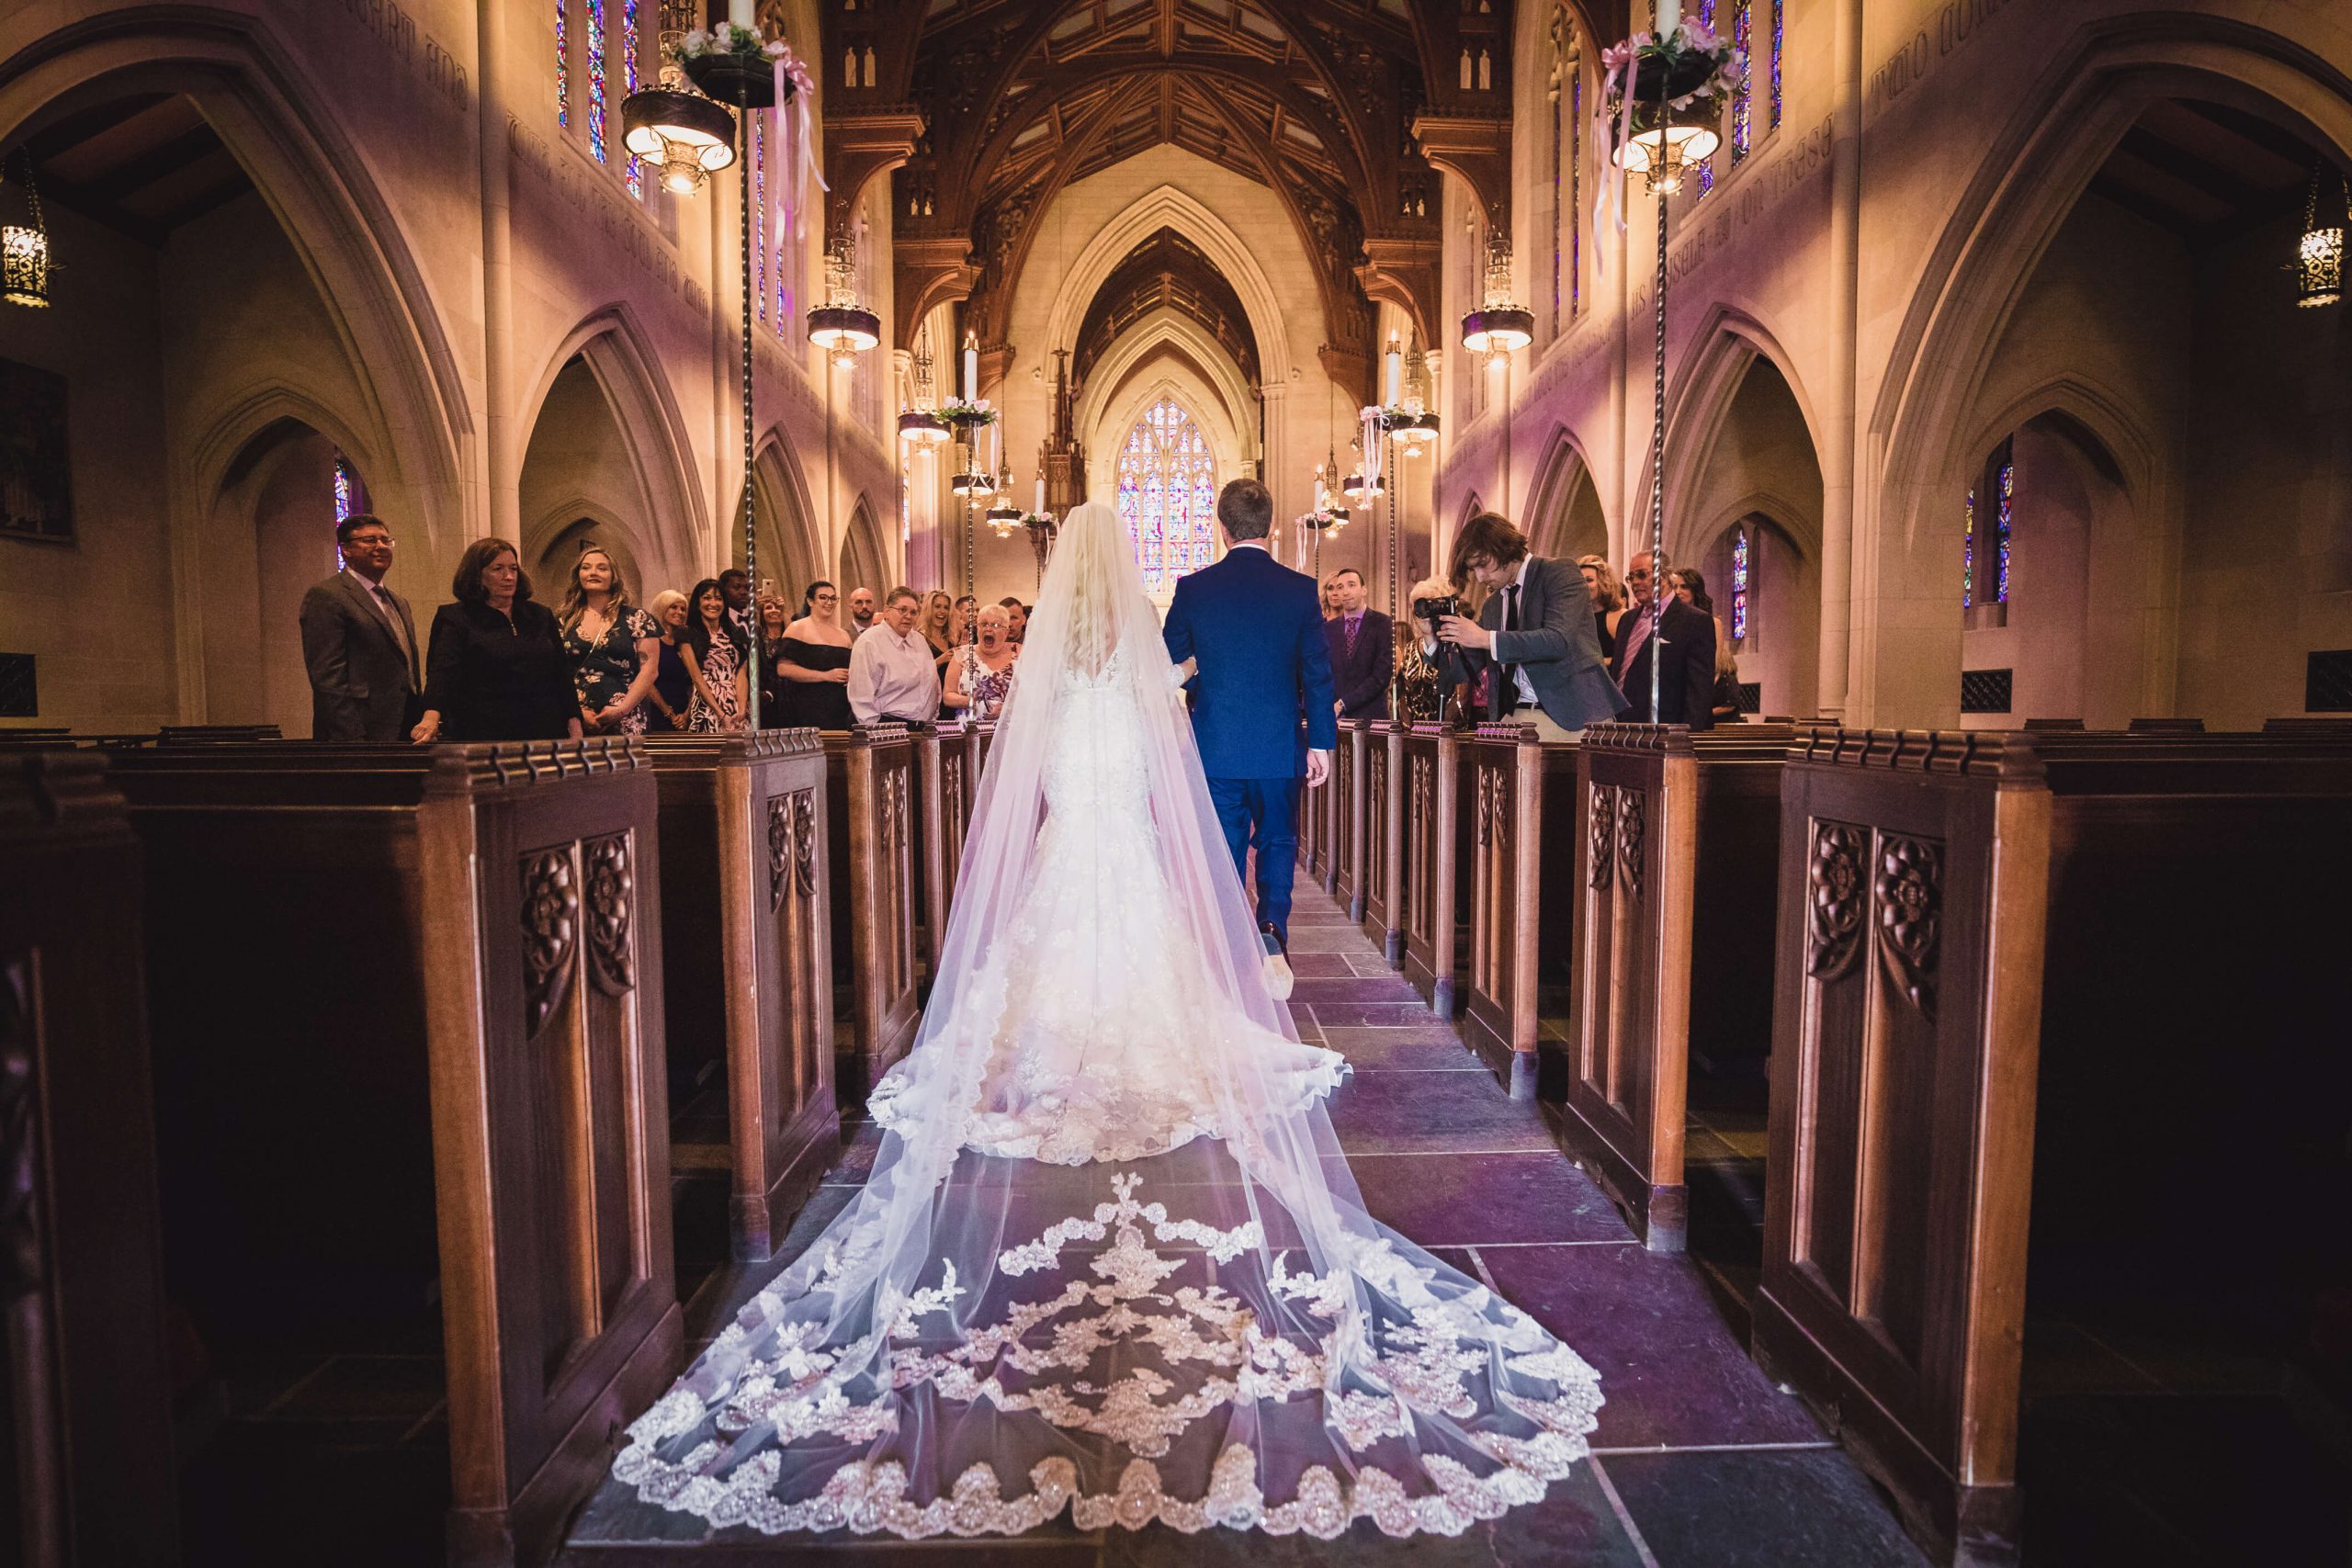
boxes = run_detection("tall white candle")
[962,333,978,402]
[1656,0,1679,34]
[1035,476,1046,514]
[1384,336,1402,405]
[729,0,756,28]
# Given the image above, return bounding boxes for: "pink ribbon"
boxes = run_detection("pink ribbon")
[771,49,827,247]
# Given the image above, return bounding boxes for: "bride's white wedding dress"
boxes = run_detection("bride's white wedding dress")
[612,503,1601,1540]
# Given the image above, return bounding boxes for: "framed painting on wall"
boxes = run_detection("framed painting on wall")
[0,357,73,542]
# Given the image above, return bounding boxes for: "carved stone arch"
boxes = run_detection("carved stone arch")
[190,386,388,517]
[1958,375,2160,513]
[1631,307,1831,562]
[517,305,709,592]
[1524,425,1611,563]
[1091,373,1245,525]
[751,435,828,603]
[524,502,657,614]
[0,9,470,557]
[1075,311,1261,484]
[839,495,893,598]
[1044,186,1295,391]
[1871,17,2352,538]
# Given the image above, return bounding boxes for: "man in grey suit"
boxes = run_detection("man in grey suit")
[1423,511,1623,739]
[300,513,423,741]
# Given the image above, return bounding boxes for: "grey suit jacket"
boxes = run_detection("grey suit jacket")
[1450,555,1624,732]
[300,570,422,741]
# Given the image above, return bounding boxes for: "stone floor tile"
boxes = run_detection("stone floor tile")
[1324,1070,1555,1155]
[822,1117,887,1184]
[1283,926,1368,953]
[1343,1152,1636,1247]
[1477,1245,1825,1450]
[1317,1027,1486,1070]
[1600,1449,1926,1567]
[1307,1001,1447,1028]
[1283,952,1357,978]
[1284,976,1425,1008]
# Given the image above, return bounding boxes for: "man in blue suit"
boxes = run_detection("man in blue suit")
[1163,477,1337,998]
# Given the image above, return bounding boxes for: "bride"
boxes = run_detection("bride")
[613,502,1602,1540]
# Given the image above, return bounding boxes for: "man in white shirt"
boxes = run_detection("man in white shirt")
[299,513,423,741]
[846,587,942,725]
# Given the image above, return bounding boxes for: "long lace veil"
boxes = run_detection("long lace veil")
[614,502,1603,1539]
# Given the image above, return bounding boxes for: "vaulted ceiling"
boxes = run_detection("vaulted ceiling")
[811,0,1550,399]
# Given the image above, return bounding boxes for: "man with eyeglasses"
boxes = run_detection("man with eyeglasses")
[300,513,423,742]
[1609,549,1716,730]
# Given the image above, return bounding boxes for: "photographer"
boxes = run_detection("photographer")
[1417,512,1624,741]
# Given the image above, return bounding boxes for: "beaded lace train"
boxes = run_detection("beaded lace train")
[610,506,1603,1540]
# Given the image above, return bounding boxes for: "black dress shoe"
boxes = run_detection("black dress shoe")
[1259,921,1294,1001]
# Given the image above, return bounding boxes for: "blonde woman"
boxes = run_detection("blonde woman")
[1577,554,1627,661]
[941,602,1021,722]
[1394,573,1457,724]
[557,544,660,734]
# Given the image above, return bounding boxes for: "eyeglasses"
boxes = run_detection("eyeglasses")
[345,535,393,548]
[815,592,839,602]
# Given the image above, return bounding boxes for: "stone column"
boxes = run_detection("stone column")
[1816,0,1864,721]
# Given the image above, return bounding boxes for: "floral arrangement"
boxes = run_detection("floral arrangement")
[672,24,826,236]
[671,23,794,69]
[1362,402,1436,429]
[1295,504,1350,530]
[939,397,998,426]
[1599,17,1745,130]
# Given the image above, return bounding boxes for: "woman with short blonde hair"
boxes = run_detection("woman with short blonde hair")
[1577,554,1627,660]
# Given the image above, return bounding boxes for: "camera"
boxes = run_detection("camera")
[1412,594,1460,624]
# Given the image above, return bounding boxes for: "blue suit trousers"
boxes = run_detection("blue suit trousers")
[1206,775,1301,942]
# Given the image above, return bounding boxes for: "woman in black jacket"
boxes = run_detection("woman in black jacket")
[411,538,585,744]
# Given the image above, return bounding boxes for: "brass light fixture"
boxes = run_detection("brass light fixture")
[808,232,881,365]
[2296,160,2346,310]
[3,150,51,309]
[621,3,737,196]
[1459,235,1533,355]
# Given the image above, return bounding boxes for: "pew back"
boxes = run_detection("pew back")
[1399,724,1468,1016]
[107,739,681,1567]
[646,733,837,1262]
[1756,728,2352,1565]
[0,751,180,1564]
[825,728,921,1098]
[1459,724,1572,1100]
[1359,722,1408,964]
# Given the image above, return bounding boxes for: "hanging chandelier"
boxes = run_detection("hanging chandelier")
[621,4,738,196]
[1609,20,1724,197]
[2296,160,2346,310]
[1460,237,1532,356]
[899,330,949,444]
[3,150,51,309]
[809,232,881,365]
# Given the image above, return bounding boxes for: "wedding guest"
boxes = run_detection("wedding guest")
[920,590,956,678]
[774,581,855,729]
[412,537,582,744]
[719,569,758,650]
[756,593,792,726]
[1577,554,1628,661]
[845,586,877,637]
[558,544,659,734]
[847,587,943,725]
[300,513,422,741]
[1319,575,1343,621]
[1394,574,1455,724]
[952,594,979,646]
[942,603,1021,722]
[1670,568,1744,725]
[681,577,749,733]
[997,597,1029,644]
[1324,568,1394,720]
[1425,512,1624,741]
[1611,551,1716,728]
[644,589,693,731]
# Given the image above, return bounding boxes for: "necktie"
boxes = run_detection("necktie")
[1344,613,1362,655]
[1616,604,1656,707]
[368,581,417,679]
[1496,585,1521,717]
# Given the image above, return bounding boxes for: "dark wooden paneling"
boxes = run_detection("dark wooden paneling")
[824,728,921,1100]
[0,750,180,1566]
[1460,724,1566,1101]
[1360,722,1407,965]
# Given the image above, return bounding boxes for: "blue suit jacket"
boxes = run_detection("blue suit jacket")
[1162,545,1339,779]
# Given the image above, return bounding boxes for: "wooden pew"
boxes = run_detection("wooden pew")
[1751,728,2352,1567]
[1398,723,1472,1016]
[644,732,837,1262]
[1331,719,1371,922]
[1559,723,1794,1249]
[1457,723,1576,1100]
[107,739,680,1567]
[1359,719,1408,964]
[919,722,978,976]
[825,726,921,1099]
[0,750,181,1564]
[1298,724,1334,887]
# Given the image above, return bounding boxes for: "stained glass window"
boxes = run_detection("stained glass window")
[623,0,642,196]
[1569,71,1582,317]
[334,451,357,570]
[555,0,569,128]
[1963,437,2014,609]
[586,0,607,162]
[1695,0,1781,198]
[1114,397,1217,596]
[1731,525,1750,641]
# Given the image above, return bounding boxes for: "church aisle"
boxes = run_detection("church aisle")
[560,895,1924,1567]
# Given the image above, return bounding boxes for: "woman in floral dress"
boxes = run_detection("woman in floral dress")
[558,545,660,733]
[682,577,749,732]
